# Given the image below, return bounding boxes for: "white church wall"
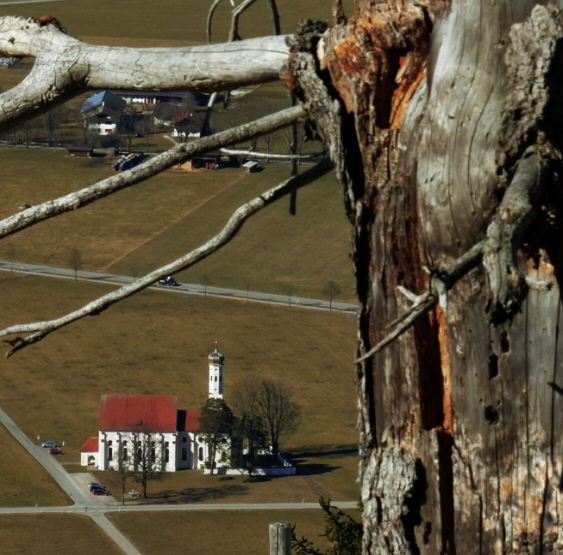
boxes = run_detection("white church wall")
[97,431,181,472]
[80,451,98,467]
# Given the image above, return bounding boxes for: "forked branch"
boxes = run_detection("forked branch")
[0,106,306,240]
[229,0,259,41]
[0,159,333,358]
[0,16,289,131]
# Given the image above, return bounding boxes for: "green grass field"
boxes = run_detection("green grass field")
[109,508,361,555]
[0,424,70,507]
[0,514,123,555]
[0,273,358,505]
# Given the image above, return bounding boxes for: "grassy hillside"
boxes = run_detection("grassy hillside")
[110,508,361,555]
[0,273,358,502]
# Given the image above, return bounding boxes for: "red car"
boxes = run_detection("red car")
[49,448,64,455]
[92,488,111,496]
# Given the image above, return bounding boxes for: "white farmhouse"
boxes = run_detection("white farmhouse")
[81,346,230,472]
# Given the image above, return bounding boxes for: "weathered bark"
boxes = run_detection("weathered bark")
[291,1,563,553]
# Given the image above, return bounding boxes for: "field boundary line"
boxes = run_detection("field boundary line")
[102,172,248,272]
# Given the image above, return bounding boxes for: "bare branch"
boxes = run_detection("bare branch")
[482,154,544,318]
[0,159,332,357]
[229,0,259,41]
[267,0,282,35]
[220,148,325,160]
[0,16,290,131]
[0,105,306,240]
[207,0,225,43]
[356,295,438,363]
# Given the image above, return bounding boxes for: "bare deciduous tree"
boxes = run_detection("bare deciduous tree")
[68,248,82,281]
[255,379,299,457]
[322,281,342,312]
[198,397,236,475]
[131,432,164,499]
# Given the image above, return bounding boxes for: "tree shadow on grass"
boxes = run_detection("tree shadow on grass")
[290,444,358,459]
[286,444,358,477]
[147,484,248,504]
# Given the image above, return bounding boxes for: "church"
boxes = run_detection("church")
[80,346,229,472]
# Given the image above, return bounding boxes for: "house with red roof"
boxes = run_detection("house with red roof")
[81,347,228,472]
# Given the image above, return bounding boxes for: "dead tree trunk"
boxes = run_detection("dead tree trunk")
[291,2,563,554]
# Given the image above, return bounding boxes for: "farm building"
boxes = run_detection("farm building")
[107,90,202,106]
[67,146,94,157]
[81,347,230,472]
[242,160,259,173]
[82,91,126,135]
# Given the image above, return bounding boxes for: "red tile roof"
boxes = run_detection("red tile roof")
[99,395,179,432]
[81,437,99,452]
[185,409,201,432]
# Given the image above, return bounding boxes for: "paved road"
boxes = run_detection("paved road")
[0,0,62,5]
[0,500,358,515]
[0,407,90,506]
[0,261,359,314]
[0,407,357,554]
[0,409,143,555]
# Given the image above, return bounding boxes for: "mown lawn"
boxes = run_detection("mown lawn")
[0,514,123,555]
[109,508,361,555]
[0,424,70,507]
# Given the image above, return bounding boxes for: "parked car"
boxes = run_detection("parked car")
[92,488,111,496]
[41,441,56,448]
[87,482,103,489]
[158,276,180,287]
[49,447,64,455]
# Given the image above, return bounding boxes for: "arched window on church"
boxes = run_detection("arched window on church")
[123,447,128,461]
[182,447,187,461]
[108,447,113,461]
[150,447,156,462]
[198,446,204,461]
[165,448,169,463]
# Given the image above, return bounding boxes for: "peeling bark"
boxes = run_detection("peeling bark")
[291,1,563,553]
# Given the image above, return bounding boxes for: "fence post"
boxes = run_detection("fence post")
[269,521,291,555]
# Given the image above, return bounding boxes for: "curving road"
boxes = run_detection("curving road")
[0,406,357,554]
[0,261,359,313]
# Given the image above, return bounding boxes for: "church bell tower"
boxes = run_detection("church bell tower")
[208,343,225,399]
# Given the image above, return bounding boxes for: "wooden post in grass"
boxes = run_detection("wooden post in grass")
[269,522,291,555]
